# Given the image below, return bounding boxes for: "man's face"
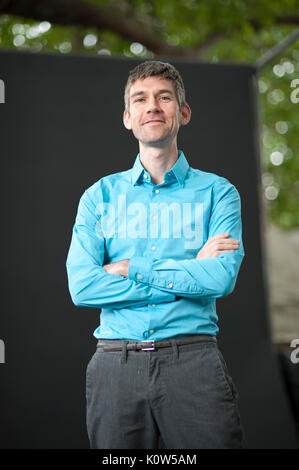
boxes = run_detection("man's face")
[123,76,190,147]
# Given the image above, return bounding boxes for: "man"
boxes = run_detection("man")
[66,60,246,449]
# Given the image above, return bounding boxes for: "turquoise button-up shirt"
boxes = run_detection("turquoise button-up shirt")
[66,150,244,341]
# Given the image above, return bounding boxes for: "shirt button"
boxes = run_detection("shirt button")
[143,173,148,179]
[152,215,157,220]
[168,282,173,288]
[155,189,159,194]
[149,329,155,334]
[137,274,143,279]
[151,245,156,251]
[152,304,156,308]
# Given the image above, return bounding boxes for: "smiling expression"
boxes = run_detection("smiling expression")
[123,76,191,147]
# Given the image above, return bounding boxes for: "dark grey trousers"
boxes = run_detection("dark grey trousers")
[86,339,246,449]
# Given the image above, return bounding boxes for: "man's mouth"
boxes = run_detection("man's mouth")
[143,120,165,125]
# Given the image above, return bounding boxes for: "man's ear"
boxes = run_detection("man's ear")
[180,104,191,126]
[123,109,132,130]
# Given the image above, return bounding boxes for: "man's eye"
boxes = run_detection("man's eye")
[160,96,170,101]
[135,98,144,102]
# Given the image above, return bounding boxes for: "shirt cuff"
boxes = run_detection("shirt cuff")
[128,256,152,283]
[128,256,175,304]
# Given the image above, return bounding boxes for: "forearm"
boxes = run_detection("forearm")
[66,189,175,310]
[127,250,244,299]
[126,180,245,300]
[66,243,175,309]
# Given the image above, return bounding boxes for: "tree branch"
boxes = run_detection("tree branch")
[0,0,299,59]
[0,0,183,56]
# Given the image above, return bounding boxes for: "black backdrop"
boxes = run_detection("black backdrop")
[0,49,298,449]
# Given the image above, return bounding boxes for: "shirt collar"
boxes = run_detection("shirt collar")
[131,150,189,187]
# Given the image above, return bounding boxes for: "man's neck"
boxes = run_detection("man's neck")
[139,141,179,185]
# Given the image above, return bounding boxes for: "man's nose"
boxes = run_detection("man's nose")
[146,96,161,113]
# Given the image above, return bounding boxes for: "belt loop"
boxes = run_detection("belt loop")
[170,339,179,361]
[121,341,128,364]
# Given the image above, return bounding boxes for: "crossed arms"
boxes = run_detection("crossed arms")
[102,233,239,278]
[66,180,244,310]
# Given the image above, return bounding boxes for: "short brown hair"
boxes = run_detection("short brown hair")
[124,60,187,111]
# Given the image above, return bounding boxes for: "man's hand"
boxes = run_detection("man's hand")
[102,233,238,276]
[102,259,130,277]
[196,233,239,259]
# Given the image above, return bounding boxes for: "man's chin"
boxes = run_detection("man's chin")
[142,141,171,149]
[139,136,173,147]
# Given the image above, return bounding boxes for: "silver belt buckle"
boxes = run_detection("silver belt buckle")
[141,340,155,351]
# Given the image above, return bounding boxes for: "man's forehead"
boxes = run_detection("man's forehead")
[129,76,175,96]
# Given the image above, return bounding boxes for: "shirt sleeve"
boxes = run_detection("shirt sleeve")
[66,188,175,309]
[128,180,245,299]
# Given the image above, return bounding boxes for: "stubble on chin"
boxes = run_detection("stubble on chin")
[135,126,177,147]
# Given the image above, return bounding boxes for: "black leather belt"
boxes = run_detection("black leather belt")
[97,334,216,352]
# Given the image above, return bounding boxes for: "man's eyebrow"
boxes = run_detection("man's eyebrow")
[130,89,174,98]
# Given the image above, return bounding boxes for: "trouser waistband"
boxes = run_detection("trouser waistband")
[97,334,216,352]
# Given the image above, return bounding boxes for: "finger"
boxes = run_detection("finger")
[214,240,239,247]
[209,245,239,254]
[209,233,230,239]
[219,248,237,252]
[212,237,239,244]
[207,243,238,252]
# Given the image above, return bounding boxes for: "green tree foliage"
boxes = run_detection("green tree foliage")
[0,0,299,228]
